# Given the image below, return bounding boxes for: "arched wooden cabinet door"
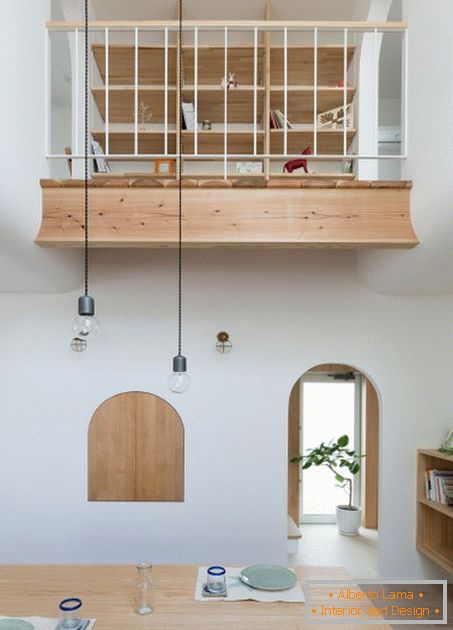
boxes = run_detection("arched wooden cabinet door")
[88,391,184,502]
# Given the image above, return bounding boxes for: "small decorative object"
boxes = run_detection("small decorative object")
[235,161,263,175]
[138,100,153,129]
[216,331,233,354]
[221,73,238,90]
[318,103,354,129]
[439,429,453,455]
[135,563,154,615]
[70,337,87,353]
[154,158,176,176]
[291,435,365,536]
[58,597,84,629]
[336,79,353,88]
[205,566,227,595]
[201,119,212,130]
[283,146,311,174]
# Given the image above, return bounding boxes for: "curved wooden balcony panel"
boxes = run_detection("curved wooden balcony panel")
[36,178,418,249]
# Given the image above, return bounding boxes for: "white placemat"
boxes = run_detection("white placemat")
[0,617,96,630]
[194,567,305,603]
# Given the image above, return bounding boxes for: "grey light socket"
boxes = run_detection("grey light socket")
[78,294,95,316]
[172,354,187,373]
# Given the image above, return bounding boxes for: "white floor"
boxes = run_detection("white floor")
[288,523,379,578]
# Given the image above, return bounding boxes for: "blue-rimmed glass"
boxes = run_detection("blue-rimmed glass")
[206,566,226,594]
[59,597,83,629]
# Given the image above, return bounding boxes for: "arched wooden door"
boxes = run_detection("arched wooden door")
[88,391,184,502]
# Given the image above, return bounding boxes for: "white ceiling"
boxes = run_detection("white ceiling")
[91,0,362,21]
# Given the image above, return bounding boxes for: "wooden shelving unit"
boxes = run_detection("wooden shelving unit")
[417,449,453,573]
[91,37,356,177]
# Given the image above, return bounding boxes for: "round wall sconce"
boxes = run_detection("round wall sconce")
[216,331,233,354]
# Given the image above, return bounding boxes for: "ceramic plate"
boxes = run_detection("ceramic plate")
[0,622,35,630]
[240,565,297,591]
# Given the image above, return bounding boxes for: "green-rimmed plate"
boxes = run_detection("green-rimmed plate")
[240,565,297,591]
[0,621,35,630]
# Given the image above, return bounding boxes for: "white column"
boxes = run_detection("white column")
[356,0,393,180]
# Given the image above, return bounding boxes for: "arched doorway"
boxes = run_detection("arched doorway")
[288,364,379,558]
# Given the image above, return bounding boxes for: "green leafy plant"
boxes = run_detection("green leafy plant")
[291,435,364,510]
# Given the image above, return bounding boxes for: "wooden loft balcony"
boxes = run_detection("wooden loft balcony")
[36,178,418,249]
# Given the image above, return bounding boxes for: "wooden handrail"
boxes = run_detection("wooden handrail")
[46,20,407,31]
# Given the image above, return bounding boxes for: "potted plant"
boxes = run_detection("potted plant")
[291,435,364,536]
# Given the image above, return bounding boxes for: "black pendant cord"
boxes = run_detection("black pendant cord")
[177,0,183,357]
[84,0,89,297]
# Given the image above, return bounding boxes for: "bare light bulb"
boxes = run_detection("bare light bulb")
[72,315,101,339]
[168,354,190,393]
[168,371,191,393]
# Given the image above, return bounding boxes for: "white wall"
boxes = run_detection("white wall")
[0,0,80,293]
[0,249,452,577]
[359,0,453,295]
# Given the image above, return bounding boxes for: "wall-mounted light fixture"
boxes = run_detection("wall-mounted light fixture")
[216,331,233,354]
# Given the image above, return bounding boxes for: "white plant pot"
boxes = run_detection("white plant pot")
[336,505,362,536]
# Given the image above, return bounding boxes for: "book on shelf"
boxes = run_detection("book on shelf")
[181,101,195,131]
[425,469,453,505]
[270,109,293,130]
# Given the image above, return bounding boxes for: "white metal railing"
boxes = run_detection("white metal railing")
[45,20,408,177]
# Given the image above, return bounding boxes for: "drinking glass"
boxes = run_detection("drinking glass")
[206,566,226,594]
[135,562,154,614]
[58,597,83,629]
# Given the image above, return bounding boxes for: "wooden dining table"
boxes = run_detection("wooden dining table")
[0,564,392,629]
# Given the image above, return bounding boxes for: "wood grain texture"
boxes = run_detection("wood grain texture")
[88,393,136,501]
[0,565,391,630]
[288,381,301,524]
[88,392,184,502]
[48,20,407,29]
[135,393,184,501]
[37,181,418,249]
[364,378,379,529]
[416,449,453,573]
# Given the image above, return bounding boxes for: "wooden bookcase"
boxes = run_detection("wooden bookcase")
[91,40,356,179]
[416,449,453,573]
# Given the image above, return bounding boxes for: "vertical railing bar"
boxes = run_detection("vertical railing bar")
[343,28,348,157]
[74,28,80,157]
[164,27,168,155]
[403,28,408,158]
[283,27,288,158]
[44,28,51,157]
[253,27,258,156]
[224,27,228,180]
[194,27,198,156]
[104,28,109,157]
[374,28,379,161]
[313,27,318,157]
[134,27,139,156]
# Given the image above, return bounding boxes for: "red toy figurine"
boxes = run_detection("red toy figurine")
[283,146,311,174]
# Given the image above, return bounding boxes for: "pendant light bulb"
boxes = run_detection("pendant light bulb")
[72,294,101,339]
[168,355,190,394]
[72,315,101,339]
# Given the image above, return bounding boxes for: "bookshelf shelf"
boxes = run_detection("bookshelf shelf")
[417,449,453,574]
[91,38,356,177]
